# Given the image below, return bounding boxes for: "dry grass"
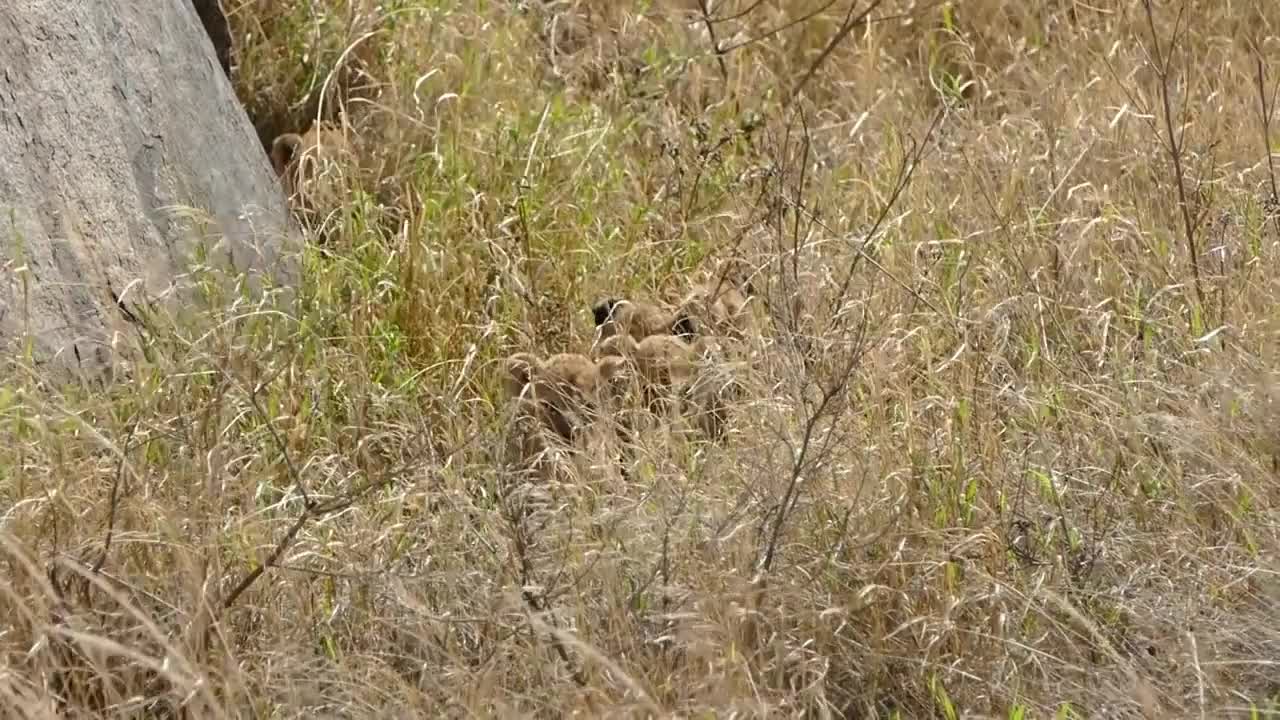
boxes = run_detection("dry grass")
[4,0,1280,717]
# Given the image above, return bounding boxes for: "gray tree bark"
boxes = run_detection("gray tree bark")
[0,0,298,380]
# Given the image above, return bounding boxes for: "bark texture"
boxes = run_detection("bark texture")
[0,0,297,379]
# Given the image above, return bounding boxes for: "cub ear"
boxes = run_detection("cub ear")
[503,353,540,397]
[592,299,621,327]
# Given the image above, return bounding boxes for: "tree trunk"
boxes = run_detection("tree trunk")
[0,0,297,380]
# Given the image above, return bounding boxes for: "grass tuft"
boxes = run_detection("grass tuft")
[4,0,1280,716]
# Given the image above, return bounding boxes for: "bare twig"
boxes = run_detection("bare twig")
[505,494,588,687]
[92,420,140,574]
[219,411,457,614]
[706,0,769,24]
[1140,0,1207,319]
[793,107,813,287]
[244,369,311,507]
[829,106,947,326]
[220,452,423,613]
[716,0,935,56]
[1254,54,1280,239]
[757,316,870,578]
[751,104,945,589]
[751,111,940,584]
[695,0,730,83]
[721,0,840,55]
[767,108,816,370]
[786,0,885,108]
[221,506,312,610]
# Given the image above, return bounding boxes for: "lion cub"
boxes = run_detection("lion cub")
[674,259,757,340]
[502,351,630,443]
[591,298,696,343]
[591,270,755,345]
[269,122,354,206]
[501,350,632,483]
[595,333,737,441]
[676,281,752,339]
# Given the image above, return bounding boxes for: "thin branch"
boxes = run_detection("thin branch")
[506,495,588,687]
[721,0,840,55]
[219,424,461,613]
[1141,0,1206,317]
[220,453,427,612]
[756,318,869,577]
[752,116,935,583]
[786,0,885,108]
[793,106,812,287]
[1254,55,1280,239]
[245,372,310,507]
[695,0,730,83]
[92,421,140,574]
[828,106,949,327]
[716,1,935,56]
[221,507,312,610]
[707,0,769,24]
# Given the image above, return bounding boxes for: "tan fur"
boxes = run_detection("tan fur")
[597,334,700,386]
[503,351,628,445]
[593,298,690,344]
[269,122,353,204]
[675,280,753,340]
[681,257,757,338]
[596,333,737,440]
[501,350,633,484]
[593,261,755,345]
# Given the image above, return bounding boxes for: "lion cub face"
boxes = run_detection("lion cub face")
[502,351,629,445]
[594,333,737,441]
[269,122,353,205]
[673,280,754,340]
[591,298,696,344]
[591,268,755,346]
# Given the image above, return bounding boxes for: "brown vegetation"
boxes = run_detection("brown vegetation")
[5,0,1280,717]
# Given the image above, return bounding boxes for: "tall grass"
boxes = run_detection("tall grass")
[3,0,1280,716]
